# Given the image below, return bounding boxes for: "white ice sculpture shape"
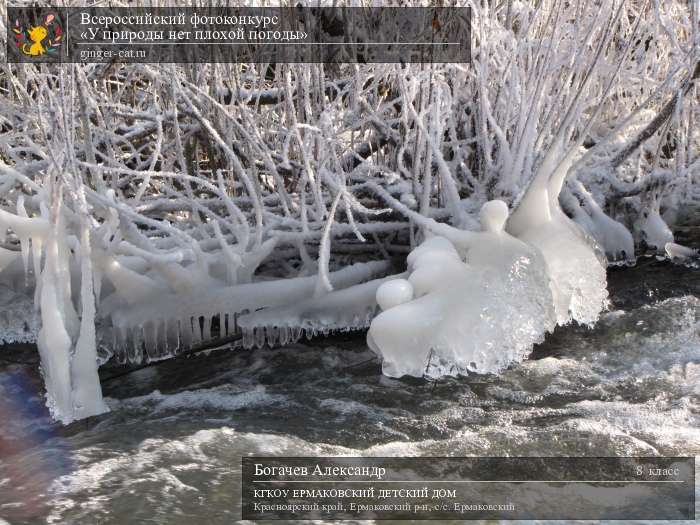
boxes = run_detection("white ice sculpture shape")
[0,203,108,424]
[665,242,697,261]
[367,201,556,378]
[635,205,674,252]
[507,150,608,325]
[106,260,390,361]
[562,183,635,262]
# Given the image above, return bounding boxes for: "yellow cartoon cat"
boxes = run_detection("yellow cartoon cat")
[22,25,48,56]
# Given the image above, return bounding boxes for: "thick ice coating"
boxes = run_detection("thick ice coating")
[238,273,405,349]
[480,200,509,233]
[368,200,557,378]
[665,242,698,261]
[376,279,414,311]
[507,157,609,325]
[515,217,608,325]
[562,183,635,262]
[636,207,674,252]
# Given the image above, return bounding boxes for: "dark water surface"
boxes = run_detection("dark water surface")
[0,258,698,524]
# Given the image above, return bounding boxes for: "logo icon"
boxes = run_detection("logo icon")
[13,13,62,57]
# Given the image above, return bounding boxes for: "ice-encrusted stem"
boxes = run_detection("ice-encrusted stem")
[71,186,108,420]
[107,259,391,360]
[314,190,343,298]
[34,187,107,423]
[37,211,75,423]
[567,181,635,261]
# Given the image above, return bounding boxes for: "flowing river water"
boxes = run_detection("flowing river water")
[0,254,698,524]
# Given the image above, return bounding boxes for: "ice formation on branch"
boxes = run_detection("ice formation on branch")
[507,157,609,326]
[635,202,675,252]
[0,193,108,423]
[106,260,390,362]
[368,201,557,378]
[665,242,698,262]
[562,183,635,263]
[238,271,402,349]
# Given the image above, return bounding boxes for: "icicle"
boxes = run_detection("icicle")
[220,312,228,337]
[31,237,43,304]
[55,213,79,340]
[191,317,202,343]
[279,326,289,346]
[36,219,75,423]
[116,324,128,351]
[93,265,103,308]
[266,325,279,346]
[254,327,265,348]
[129,328,143,364]
[157,319,169,357]
[71,203,108,420]
[16,196,30,277]
[144,320,159,360]
[202,315,212,341]
[114,336,131,365]
[165,318,180,353]
[180,318,193,348]
[242,328,255,350]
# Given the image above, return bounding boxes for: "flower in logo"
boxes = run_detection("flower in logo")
[13,13,62,57]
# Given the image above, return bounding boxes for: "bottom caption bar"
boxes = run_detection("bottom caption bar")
[241,456,695,520]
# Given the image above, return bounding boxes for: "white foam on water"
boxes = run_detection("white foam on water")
[107,384,285,414]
